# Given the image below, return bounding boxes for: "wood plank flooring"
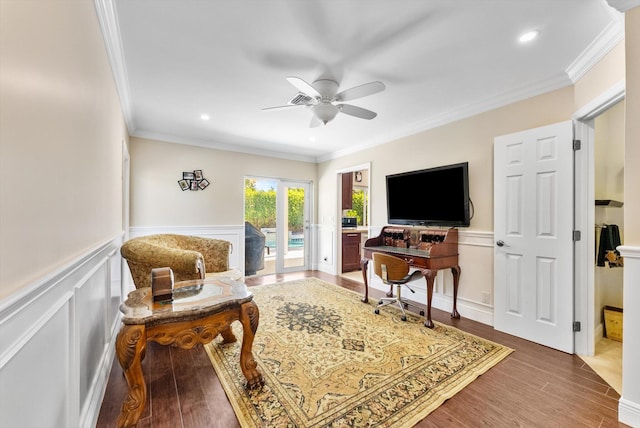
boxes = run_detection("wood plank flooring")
[96,271,628,427]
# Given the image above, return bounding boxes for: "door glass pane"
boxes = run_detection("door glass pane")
[283,183,306,269]
[245,178,308,275]
[244,178,276,275]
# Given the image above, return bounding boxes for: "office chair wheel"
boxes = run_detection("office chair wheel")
[401,315,407,322]
[378,299,384,305]
[374,308,380,315]
[403,303,409,309]
[419,310,425,316]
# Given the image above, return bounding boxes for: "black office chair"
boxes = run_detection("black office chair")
[372,252,423,321]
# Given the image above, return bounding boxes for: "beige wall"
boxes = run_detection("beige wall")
[0,1,128,299]
[318,86,575,232]
[574,41,626,111]
[594,101,625,311]
[594,101,625,205]
[129,137,317,226]
[625,7,640,244]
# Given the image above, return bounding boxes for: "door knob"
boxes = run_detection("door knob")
[496,240,505,247]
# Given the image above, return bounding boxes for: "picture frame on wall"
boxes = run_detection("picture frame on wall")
[198,178,210,190]
[190,180,199,191]
[183,171,195,180]
[194,169,203,180]
[178,179,190,191]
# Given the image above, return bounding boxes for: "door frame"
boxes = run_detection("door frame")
[573,80,625,356]
[336,162,371,274]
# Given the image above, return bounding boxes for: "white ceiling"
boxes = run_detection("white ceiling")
[101,0,622,163]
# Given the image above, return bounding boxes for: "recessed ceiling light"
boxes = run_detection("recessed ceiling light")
[200,114,210,121]
[519,30,540,43]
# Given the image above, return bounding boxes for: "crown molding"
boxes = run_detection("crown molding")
[607,0,640,12]
[132,130,319,163]
[94,0,135,134]
[566,9,624,83]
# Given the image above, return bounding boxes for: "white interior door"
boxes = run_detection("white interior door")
[494,120,574,353]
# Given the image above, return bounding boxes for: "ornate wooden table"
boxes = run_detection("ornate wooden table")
[115,277,263,428]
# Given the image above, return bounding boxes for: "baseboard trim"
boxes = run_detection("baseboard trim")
[619,396,640,427]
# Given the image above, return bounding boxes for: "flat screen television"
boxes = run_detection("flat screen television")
[386,162,470,227]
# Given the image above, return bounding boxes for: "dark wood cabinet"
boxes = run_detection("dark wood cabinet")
[342,231,361,272]
[341,172,353,210]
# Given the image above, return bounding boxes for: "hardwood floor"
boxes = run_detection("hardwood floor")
[96,271,628,427]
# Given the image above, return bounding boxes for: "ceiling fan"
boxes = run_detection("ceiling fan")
[263,77,385,127]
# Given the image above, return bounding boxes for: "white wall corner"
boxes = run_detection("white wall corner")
[618,246,640,427]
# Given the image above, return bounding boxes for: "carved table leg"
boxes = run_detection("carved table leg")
[422,270,438,329]
[451,265,461,319]
[239,301,264,389]
[115,324,147,428]
[220,326,237,344]
[360,258,369,303]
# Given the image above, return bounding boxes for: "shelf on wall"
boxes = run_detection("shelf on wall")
[595,199,624,207]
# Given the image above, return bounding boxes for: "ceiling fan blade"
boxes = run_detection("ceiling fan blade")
[335,81,385,102]
[286,76,321,99]
[262,104,310,111]
[338,104,377,120]
[309,115,322,128]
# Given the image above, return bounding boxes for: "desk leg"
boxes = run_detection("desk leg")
[360,258,369,303]
[115,324,147,428]
[422,270,437,329]
[451,265,461,319]
[239,301,264,389]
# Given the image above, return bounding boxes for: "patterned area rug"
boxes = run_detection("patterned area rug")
[205,278,513,427]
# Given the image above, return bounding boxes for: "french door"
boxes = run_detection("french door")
[244,178,311,275]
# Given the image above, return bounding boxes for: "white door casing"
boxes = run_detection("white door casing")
[494,120,574,353]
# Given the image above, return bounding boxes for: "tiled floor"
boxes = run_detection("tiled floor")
[578,337,623,394]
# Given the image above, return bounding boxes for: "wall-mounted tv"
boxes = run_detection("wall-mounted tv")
[386,162,470,227]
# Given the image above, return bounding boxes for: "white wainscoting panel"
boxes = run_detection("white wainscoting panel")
[315,224,336,273]
[0,234,124,428]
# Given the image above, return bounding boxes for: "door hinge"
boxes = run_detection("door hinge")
[573,139,581,150]
[573,230,581,241]
[573,321,581,332]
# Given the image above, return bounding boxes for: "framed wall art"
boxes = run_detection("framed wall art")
[179,169,210,191]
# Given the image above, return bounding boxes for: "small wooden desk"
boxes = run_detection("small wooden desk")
[115,277,263,428]
[361,227,461,328]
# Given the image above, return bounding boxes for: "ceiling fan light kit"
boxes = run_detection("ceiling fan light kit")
[313,102,339,125]
[263,76,385,127]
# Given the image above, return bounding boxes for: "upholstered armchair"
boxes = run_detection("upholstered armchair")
[121,234,241,289]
